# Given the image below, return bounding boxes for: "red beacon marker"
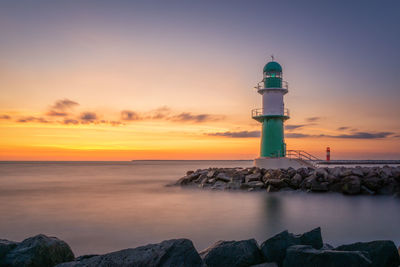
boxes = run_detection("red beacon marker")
[326,147,331,161]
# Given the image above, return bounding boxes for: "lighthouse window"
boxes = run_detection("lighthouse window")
[266,72,281,78]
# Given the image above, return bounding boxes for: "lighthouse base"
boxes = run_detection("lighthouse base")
[254,157,314,169]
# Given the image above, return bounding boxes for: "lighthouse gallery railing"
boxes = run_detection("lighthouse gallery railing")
[251,108,290,118]
[254,80,289,90]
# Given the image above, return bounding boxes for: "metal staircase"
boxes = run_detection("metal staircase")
[286,150,321,168]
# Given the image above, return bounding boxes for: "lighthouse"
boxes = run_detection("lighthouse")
[252,58,307,169]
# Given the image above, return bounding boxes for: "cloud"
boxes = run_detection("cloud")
[17,116,49,123]
[46,99,79,117]
[148,106,171,119]
[207,131,261,138]
[63,119,79,125]
[121,110,141,121]
[80,112,98,122]
[171,112,222,123]
[285,133,313,138]
[306,117,321,122]
[337,126,350,131]
[285,131,395,139]
[334,132,394,139]
[285,124,306,130]
[0,114,11,120]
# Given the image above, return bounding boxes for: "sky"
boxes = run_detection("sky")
[0,0,399,160]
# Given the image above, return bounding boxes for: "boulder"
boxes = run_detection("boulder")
[336,240,400,267]
[266,179,287,189]
[362,176,382,191]
[216,173,231,182]
[212,181,227,190]
[200,239,263,267]
[311,181,329,192]
[342,176,361,195]
[247,181,265,189]
[315,168,328,181]
[207,170,216,178]
[250,263,278,267]
[260,228,323,266]
[289,173,302,188]
[283,245,372,267]
[0,239,18,261]
[245,173,262,183]
[56,239,203,267]
[3,234,74,267]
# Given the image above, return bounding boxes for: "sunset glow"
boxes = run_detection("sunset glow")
[1,1,399,160]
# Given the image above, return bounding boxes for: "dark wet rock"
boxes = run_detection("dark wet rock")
[311,181,329,192]
[266,179,287,189]
[176,166,400,196]
[250,263,278,267]
[3,234,74,267]
[245,173,262,183]
[298,227,323,249]
[212,181,226,190]
[260,228,323,266]
[315,168,328,181]
[247,181,265,189]
[289,173,302,188]
[57,239,203,267]
[74,254,98,261]
[207,170,216,178]
[200,239,263,267]
[351,168,364,177]
[336,240,400,267]
[0,239,18,261]
[342,176,361,195]
[216,173,231,182]
[360,185,375,195]
[283,245,372,267]
[266,185,279,192]
[362,176,383,191]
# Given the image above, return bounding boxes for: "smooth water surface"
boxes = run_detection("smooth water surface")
[0,161,399,256]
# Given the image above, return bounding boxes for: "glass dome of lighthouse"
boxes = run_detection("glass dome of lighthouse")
[263,61,282,73]
[263,60,282,88]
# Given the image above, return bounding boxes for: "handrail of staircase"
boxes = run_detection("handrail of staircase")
[287,150,321,161]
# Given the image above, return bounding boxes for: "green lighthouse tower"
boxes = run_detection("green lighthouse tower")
[252,59,289,159]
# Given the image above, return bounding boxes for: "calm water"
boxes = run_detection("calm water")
[0,161,399,256]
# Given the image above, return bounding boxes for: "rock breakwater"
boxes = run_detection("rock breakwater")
[175,166,400,196]
[1,228,399,267]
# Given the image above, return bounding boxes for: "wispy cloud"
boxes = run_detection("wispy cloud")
[121,110,141,121]
[46,99,79,117]
[285,124,306,131]
[337,126,350,131]
[171,112,222,123]
[306,117,321,122]
[285,131,395,139]
[0,114,11,120]
[334,132,394,139]
[207,131,260,138]
[17,116,49,123]
[80,112,98,122]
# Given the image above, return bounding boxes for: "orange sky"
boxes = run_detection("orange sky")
[0,1,399,160]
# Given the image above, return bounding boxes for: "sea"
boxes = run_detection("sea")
[0,160,399,256]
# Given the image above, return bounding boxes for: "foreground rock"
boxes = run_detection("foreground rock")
[0,234,74,267]
[200,239,263,267]
[336,240,400,267]
[260,227,323,266]
[283,245,372,267]
[2,228,400,267]
[56,239,203,267]
[175,166,400,196]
